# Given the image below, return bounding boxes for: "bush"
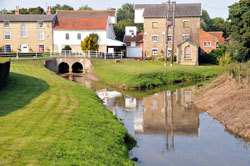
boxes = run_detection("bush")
[0,58,10,89]
[199,45,226,64]
[218,52,231,66]
[62,45,72,50]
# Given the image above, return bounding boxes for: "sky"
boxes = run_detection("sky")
[0,0,238,19]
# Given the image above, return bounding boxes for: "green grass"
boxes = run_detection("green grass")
[0,60,134,166]
[92,59,222,89]
[0,57,10,63]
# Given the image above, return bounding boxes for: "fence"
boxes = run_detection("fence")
[0,50,124,60]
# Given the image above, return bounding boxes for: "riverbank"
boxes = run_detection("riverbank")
[0,60,134,165]
[92,59,221,90]
[194,76,250,141]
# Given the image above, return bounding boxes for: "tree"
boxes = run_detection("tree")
[78,5,93,10]
[28,7,45,14]
[117,3,134,22]
[114,19,134,41]
[227,0,250,61]
[81,33,99,51]
[62,45,72,50]
[51,4,74,14]
[210,17,225,31]
[201,9,212,31]
[0,8,8,14]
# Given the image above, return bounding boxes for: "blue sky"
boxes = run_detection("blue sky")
[0,0,238,19]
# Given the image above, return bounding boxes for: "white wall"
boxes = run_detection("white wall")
[125,26,138,36]
[134,9,144,23]
[107,24,116,39]
[53,30,107,51]
[109,16,117,24]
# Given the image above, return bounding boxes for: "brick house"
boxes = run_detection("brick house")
[134,3,201,58]
[199,29,225,54]
[0,6,55,53]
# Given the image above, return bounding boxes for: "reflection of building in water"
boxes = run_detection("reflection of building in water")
[125,96,137,109]
[95,89,122,114]
[135,87,202,151]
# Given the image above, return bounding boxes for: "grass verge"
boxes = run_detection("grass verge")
[92,59,222,89]
[0,60,134,166]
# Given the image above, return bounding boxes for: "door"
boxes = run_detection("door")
[126,46,142,58]
[21,44,29,53]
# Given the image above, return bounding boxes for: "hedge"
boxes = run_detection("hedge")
[0,58,10,89]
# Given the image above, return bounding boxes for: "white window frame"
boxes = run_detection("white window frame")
[77,33,81,40]
[183,34,190,41]
[184,46,192,59]
[168,35,172,42]
[131,42,136,47]
[65,33,69,40]
[152,35,158,42]
[4,44,11,53]
[3,21,10,28]
[4,31,11,40]
[20,24,28,38]
[38,44,45,52]
[204,41,211,47]
[152,48,158,56]
[37,31,44,40]
[167,48,172,57]
[129,30,135,36]
[37,21,44,28]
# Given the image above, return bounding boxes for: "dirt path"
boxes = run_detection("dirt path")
[194,76,250,141]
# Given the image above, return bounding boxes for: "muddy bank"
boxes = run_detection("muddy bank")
[194,76,250,141]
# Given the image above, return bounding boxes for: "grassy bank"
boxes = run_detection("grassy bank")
[0,60,134,165]
[92,59,221,89]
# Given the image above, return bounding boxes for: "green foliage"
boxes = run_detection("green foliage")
[117,3,134,22]
[78,5,93,10]
[227,0,250,61]
[81,33,99,51]
[62,45,72,50]
[201,10,213,31]
[218,52,232,66]
[0,60,134,165]
[51,4,74,14]
[225,61,250,83]
[226,41,249,62]
[210,17,226,31]
[114,19,134,41]
[0,58,10,89]
[27,7,45,14]
[0,8,8,14]
[200,45,227,64]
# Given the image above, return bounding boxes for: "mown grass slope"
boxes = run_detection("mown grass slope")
[92,59,221,89]
[0,60,133,166]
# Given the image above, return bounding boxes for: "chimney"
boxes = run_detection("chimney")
[15,6,20,15]
[47,6,51,15]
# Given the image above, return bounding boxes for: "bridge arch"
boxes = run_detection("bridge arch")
[58,62,69,73]
[72,62,83,73]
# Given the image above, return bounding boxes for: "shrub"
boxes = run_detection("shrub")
[0,58,10,89]
[62,45,72,50]
[199,45,226,64]
[218,52,231,66]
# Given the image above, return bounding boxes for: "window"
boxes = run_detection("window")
[4,21,10,28]
[152,48,158,56]
[183,20,190,28]
[4,31,11,40]
[183,34,190,41]
[184,90,192,102]
[167,48,172,57]
[216,42,219,48]
[4,45,11,53]
[65,33,69,40]
[168,35,172,42]
[204,41,211,47]
[37,21,44,28]
[152,21,158,29]
[38,44,44,52]
[38,31,44,40]
[184,46,191,59]
[20,24,28,38]
[131,42,136,47]
[129,30,135,35]
[77,33,81,40]
[152,35,158,42]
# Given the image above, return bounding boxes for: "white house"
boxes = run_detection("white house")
[53,10,125,53]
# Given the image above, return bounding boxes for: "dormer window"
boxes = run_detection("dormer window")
[37,21,44,28]
[4,21,10,28]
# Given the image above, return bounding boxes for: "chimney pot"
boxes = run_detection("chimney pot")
[15,6,20,15]
[47,6,51,15]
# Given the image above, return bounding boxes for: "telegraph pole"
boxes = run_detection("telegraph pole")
[165,0,170,66]
[171,0,176,67]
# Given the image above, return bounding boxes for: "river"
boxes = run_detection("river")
[62,74,250,166]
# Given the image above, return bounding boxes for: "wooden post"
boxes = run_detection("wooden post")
[16,52,19,59]
[171,1,176,67]
[88,50,90,58]
[36,52,37,58]
[96,51,98,58]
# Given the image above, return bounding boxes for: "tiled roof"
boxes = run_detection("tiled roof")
[54,10,115,30]
[208,32,225,44]
[124,32,144,43]
[0,14,56,22]
[135,3,201,18]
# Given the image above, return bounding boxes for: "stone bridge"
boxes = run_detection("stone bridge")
[45,57,93,74]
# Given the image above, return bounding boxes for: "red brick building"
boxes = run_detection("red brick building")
[199,29,225,54]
